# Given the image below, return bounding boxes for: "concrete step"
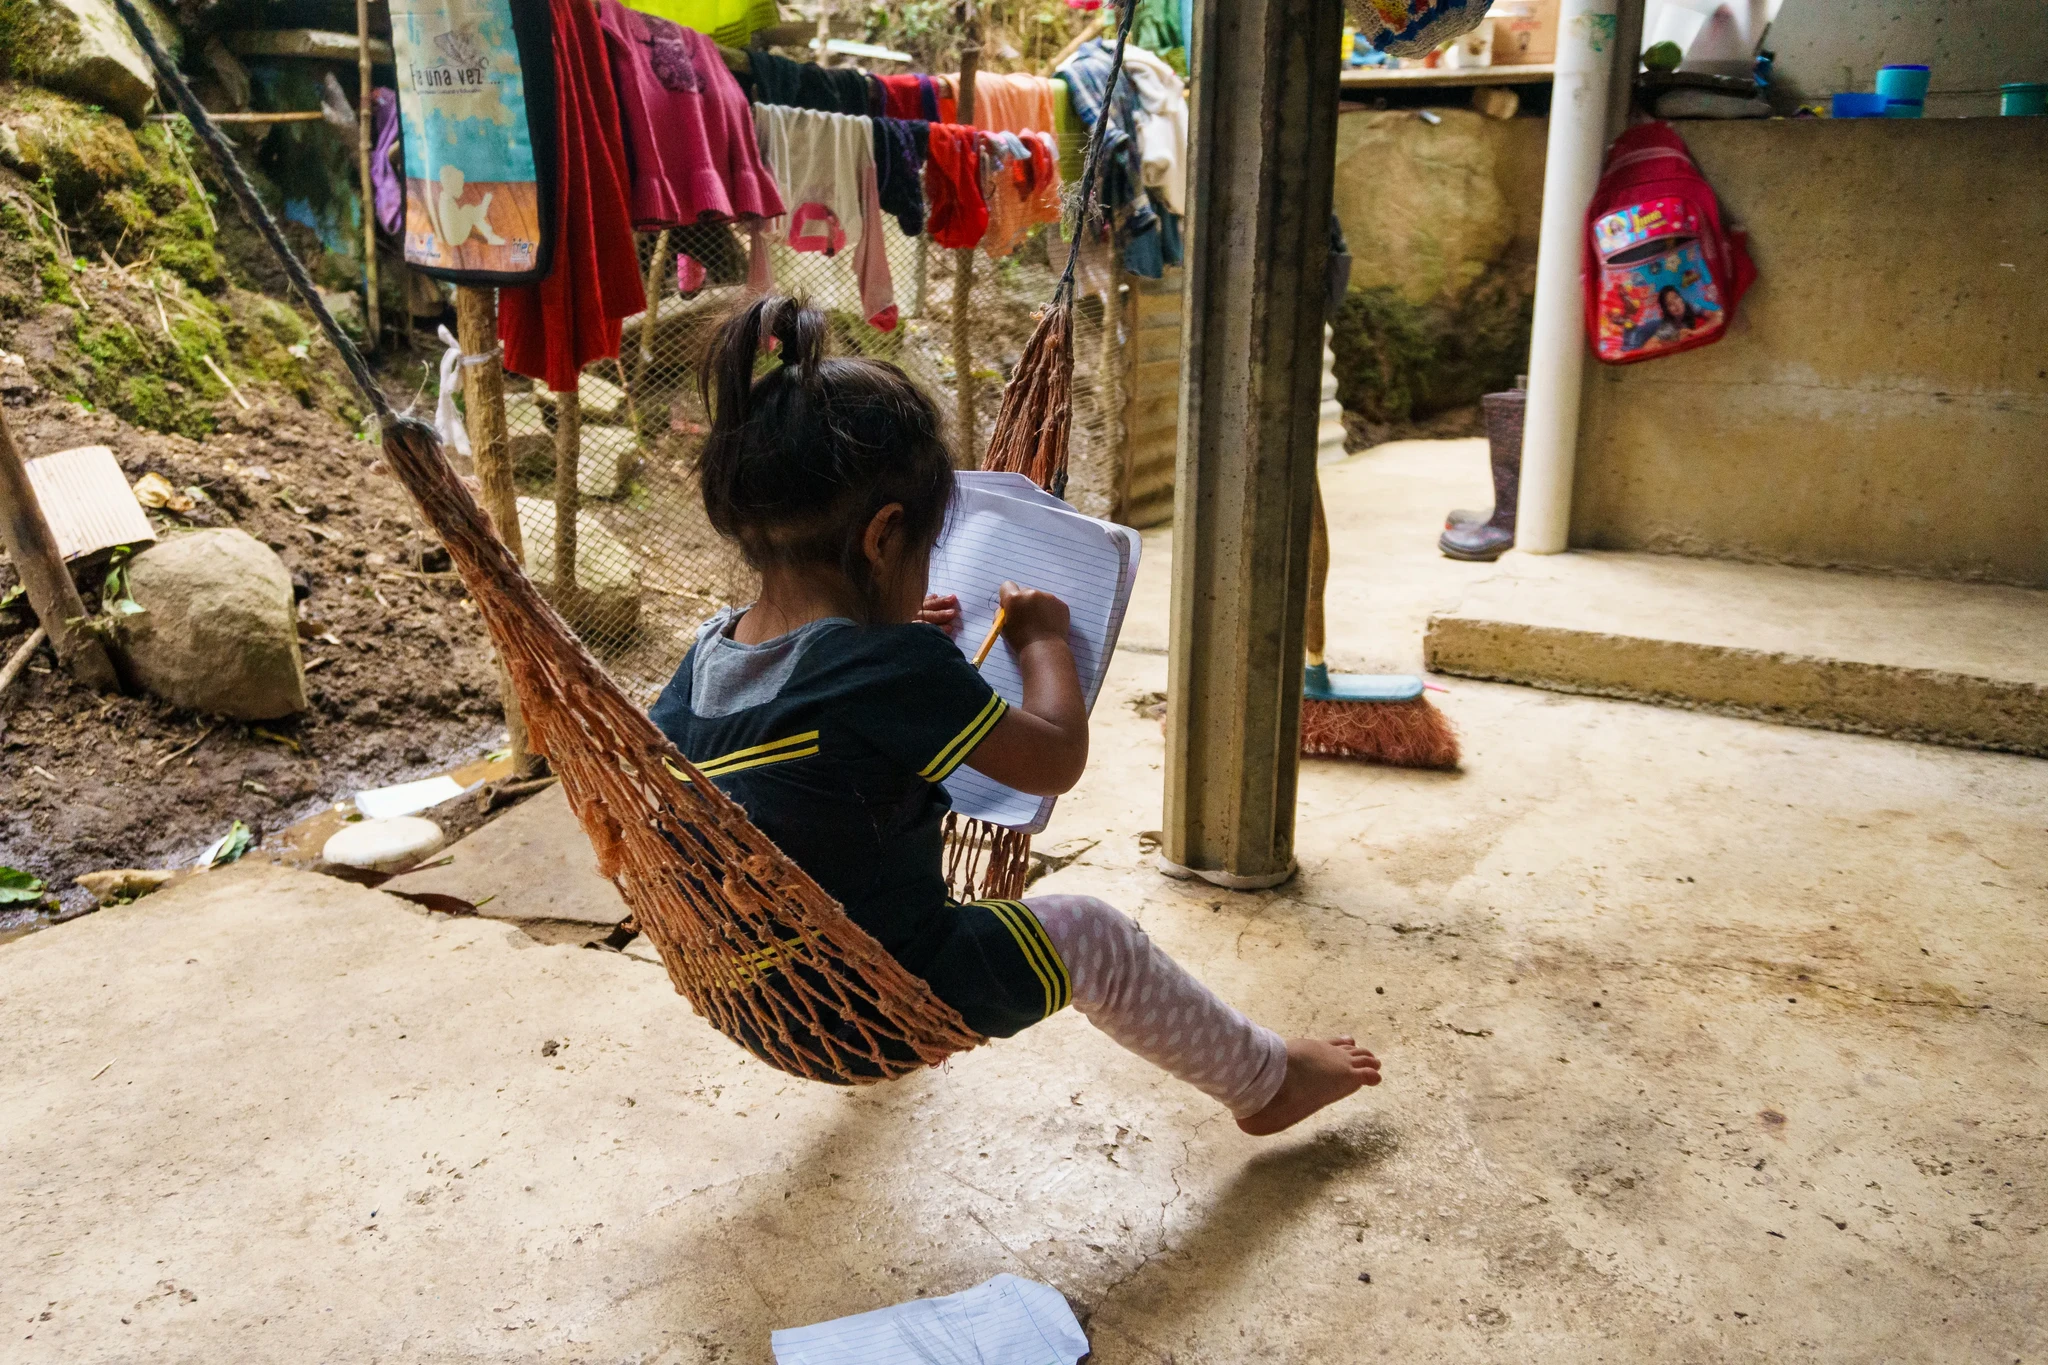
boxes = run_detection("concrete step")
[1424,551,2048,756]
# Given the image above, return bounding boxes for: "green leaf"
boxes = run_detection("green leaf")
[0,866,45,904]
[102,545,145,616]
[0,583,22,611]
[201,820,254,868]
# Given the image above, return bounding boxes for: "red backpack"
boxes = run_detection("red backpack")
[1584,122,1756,364]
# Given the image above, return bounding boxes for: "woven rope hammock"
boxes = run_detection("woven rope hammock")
[113,0,1136,1084]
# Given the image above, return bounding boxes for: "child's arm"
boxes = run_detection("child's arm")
[963,582,1088,796]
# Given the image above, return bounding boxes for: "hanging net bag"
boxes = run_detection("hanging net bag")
[111,0,1138,1084]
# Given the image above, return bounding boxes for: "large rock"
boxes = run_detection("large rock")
[1328,107,1545,422]
[117,528,310,720]
[12,0,181,125]
[1332,107,1514,307]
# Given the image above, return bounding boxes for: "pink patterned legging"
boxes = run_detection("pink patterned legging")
[1026,895,1288,1119]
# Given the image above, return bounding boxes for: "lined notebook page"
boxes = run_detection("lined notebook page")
[927,482,1139,833]
[770,1273,1089,1365]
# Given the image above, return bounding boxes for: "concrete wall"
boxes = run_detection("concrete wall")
[1572,117,2048,588]
[1763,0,2048,119]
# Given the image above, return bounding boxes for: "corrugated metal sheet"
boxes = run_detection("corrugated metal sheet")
[24,446,155,562]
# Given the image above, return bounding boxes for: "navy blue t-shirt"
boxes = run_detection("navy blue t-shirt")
[648,610,1008,971]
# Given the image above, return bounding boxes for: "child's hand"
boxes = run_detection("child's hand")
[917,592,962,636]
[998,581,1070,647]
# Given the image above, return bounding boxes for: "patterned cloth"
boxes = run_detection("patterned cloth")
[1029,895,1289,1118]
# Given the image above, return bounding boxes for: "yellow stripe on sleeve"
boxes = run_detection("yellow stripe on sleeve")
[922,694,1009,782]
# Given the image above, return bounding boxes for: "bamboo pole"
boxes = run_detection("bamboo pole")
[951,3,981,462]
[0,406,119,691]
[356,0,380,349]
[453,284,538,775]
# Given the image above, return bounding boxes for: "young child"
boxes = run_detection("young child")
[651,297,1380,1134]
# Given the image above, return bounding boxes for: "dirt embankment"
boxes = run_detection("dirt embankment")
[1,391,505,913]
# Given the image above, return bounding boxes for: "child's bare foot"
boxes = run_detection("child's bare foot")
[1236,1037,1381,1136]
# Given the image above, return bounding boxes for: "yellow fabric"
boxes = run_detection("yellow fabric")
[624,0,781,46]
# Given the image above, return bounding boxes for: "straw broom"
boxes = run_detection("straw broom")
[1300,475,1460,767]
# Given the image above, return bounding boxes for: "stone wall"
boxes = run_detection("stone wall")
[1327,105,1546,425]
[1572,117,2048,588]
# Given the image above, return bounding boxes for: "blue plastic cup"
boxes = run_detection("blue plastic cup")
[1876,63,1930,117]
[2002,83,2048,117]
[1831,92,1888,118]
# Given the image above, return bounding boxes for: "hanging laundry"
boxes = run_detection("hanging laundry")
[753,104,897,328]
[979,131,1061,260]
[922,123,989,250]
[624,0,778,47]
[369,87,403,237]
[1057,38,1158,244]
[953,71,1060,136]
[499,0,644,393]
[389,0,554,280]
[872,117,928,238]
[1118,44,1189,216]
[877,72,939,122]
[599,0,783,231]
[746,52,873,115]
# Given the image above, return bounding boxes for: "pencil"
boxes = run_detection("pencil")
[971,607,1007,668]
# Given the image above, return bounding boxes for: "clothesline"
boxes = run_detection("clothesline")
[382,0,1189,391]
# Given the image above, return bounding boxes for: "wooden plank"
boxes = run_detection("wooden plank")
[226,29,395,63]
[1339,62,1554,89]
[0,408,119,690]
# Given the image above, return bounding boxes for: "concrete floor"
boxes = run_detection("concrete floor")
[6,439,2046,1363]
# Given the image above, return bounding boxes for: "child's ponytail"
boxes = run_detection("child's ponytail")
[695,295,954,613]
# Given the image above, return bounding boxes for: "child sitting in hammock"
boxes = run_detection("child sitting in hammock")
[650,297,1380,1134]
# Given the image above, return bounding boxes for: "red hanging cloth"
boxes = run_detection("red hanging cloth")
[500,0,644,393]
[922,124,988,250]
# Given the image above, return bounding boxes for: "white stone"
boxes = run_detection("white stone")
[515,496,642,639]
[322,816,445,872]
[29,0,181,125]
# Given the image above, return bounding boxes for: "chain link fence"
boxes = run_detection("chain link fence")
[498,213,1136,702]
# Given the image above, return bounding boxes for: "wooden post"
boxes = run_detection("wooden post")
[0,406,119,691]
[356,0,380,349]
[951,3,981,461]
[552,386,581,620]
[1160,0,1344,889]
[453,284,538,775]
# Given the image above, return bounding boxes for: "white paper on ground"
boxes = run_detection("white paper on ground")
[770,1273,1088,1365]
[353,775,466,820]
[926,480,1139,833]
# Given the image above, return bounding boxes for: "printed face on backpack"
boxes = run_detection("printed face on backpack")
[1592,197,1726,362]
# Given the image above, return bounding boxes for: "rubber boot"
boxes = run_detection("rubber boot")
[1439,389,1525,561]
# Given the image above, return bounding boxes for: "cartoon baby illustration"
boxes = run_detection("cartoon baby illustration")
[433,165,503,248]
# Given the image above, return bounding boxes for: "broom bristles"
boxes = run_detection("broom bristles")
[1300,695,1460,770]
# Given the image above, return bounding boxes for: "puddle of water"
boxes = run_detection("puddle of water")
[265,750,516,869]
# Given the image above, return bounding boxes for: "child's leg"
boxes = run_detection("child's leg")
[1026,894,1290,1118]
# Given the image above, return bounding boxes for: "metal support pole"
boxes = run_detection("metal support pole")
[1160,0,1343,890]
[1514,0,1623,554]
[454,284,538,776]
[0,406,119,691]
[356,0,380,349]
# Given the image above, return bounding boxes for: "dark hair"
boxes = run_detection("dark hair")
[696,296,954,613]
[1657,285,1699,328]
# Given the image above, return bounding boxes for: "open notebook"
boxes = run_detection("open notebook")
[926,472,1141,834]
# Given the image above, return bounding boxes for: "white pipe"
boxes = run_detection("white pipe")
[1515,0,1622,555]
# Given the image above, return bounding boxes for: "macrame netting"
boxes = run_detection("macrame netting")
[110,0,1134,1083]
